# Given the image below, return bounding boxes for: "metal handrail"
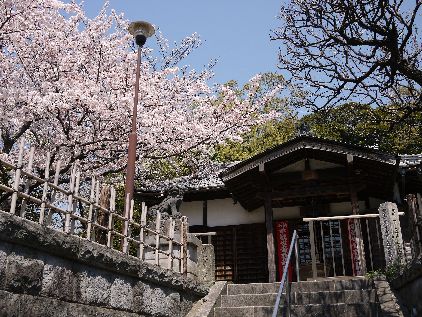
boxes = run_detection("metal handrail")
[272,230,299,317]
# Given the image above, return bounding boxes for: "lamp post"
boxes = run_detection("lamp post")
[125,21,155,211]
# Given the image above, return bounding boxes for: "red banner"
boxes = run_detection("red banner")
[275,221,292,281]
[347,219,362,276]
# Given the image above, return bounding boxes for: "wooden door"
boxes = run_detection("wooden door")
[191,223,268,283]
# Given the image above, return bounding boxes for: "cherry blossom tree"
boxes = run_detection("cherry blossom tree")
[0,0,286,182]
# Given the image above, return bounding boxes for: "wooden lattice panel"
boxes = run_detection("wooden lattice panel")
[191,223,268,283]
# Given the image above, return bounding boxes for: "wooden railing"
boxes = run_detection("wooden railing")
[192,231,217,244]
[303,212,404,278]
[0,140,190,275]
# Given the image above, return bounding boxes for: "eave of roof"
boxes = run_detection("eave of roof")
[220,136,398,182]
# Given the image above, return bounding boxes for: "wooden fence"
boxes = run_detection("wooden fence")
[303,210,406,279]
[0,140,189,275]
[303,214,384,278]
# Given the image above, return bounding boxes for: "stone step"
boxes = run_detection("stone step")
[227,282,280,295]
[290,303,381,317]
[291,278,374,293]
[226,278,374,296]
[292,289,377,305]
[220,293,278,308]
[214,306,282,317]
[214,302,381,317]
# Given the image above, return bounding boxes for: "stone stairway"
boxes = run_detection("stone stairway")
[213,278,383,317]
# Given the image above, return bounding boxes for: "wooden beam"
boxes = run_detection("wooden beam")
[257,183,366,201]
[347,155,359,215]
[264,193,276,282]
[269,167,349,185]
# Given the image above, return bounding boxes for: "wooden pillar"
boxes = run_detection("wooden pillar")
[309,220,318,279]
[202,200,207,227]
[347,154,367,275]
[264,194,276,282]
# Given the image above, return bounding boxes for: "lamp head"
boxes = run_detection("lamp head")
[128,21,155,47]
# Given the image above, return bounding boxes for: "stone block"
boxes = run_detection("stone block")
[343,289,376,304]
[0,212,80,260]
[373,278,404,316]
[78,269,112,306]
[0,290,146,317]
[164,292,182,317]
[293,290,375,305]
[18,293,69,317]
[67,304,146,317]
[4,253,44,295]
[195,244,215,284]
[291,280,334,292]
[180,292,197,317]
[65,304,100,317]
[0,247,9,290]
[0,290,20,317]
[227,282,279,295]
[77,239,140,277]
[185,281,227,317]
[291,303,347,317]
[137,260,208,297]
[214,307,254,317]
[109,277,133,310]
[133,281,181,316]
[220,293,278,307]
[41,258,80,302]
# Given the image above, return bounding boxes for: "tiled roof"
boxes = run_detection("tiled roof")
[399,154,422,167]
[139,137,422,193]
[220,136,398,181]
[138,162,237,193]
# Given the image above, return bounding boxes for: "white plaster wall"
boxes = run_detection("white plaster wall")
[179,201,203,226]
[181,198,374,227]
[180,199,303,227]
[273,206,301,220]
[206,199,264,226]
[328,201,366,215]
[180,198,266,227]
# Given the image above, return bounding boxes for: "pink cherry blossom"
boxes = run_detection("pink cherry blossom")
[0,0,287,180]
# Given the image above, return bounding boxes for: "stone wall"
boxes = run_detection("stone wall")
[0,211,212,317]
[142,234,215,282]
[390,255,422,317]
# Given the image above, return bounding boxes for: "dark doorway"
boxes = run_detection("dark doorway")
[191,223,268,283]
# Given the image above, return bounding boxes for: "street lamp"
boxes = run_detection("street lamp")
[125,21,155,212]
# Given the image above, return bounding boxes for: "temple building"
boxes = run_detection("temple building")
[137,136,422,283]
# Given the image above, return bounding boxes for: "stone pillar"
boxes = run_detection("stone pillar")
[195,243,215,284]
[378,202,405,266]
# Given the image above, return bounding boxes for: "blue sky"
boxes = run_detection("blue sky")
[81,0,282,86]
